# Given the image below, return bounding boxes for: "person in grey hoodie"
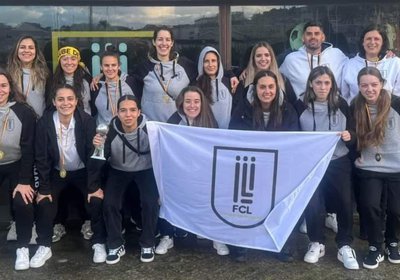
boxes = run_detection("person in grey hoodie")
[196,46,233,129]
[91,51,137,125]
[0,69,36,271]
[7,35,49,118]
[295,66,358,270]
[89,95,159,265]
[351,67,400,269]
[135,26,197,122]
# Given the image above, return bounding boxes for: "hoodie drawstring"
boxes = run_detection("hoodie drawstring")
[311,101,331,131]
[215,79,219,102]
[172,60,177,79]
[137,128,141,157]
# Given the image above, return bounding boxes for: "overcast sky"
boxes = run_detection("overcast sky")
[0,6,291,29]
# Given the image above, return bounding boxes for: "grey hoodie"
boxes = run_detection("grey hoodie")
[107,114,152,172]
[197,46,232,129]
[95,72,135,125]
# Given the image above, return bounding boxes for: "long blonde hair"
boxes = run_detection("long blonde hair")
[7,35,49,92]
[243,42,285,91]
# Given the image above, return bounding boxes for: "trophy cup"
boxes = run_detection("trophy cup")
[91,123,109,160]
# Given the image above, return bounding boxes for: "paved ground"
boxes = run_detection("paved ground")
[0,218,398,280]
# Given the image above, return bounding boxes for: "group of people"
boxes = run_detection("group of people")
[1,21,400,273]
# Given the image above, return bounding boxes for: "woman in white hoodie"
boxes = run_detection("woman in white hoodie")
[341,25,400,104]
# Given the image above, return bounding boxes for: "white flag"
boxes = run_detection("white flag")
[147,122,340,252]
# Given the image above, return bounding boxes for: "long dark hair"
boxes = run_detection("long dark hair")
[0,68,26,104]
[252,70,282,130]
[175,86,217,128]
[196,50,220,105]
[149,26,175,60]
[354,67,390,151]
[358,25,389,59]
[303,66,339,112]
[52,63,85,107]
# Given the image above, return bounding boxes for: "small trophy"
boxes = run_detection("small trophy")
[91,123,109,160]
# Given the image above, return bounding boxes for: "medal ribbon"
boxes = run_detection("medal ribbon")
[106,79,120,117]
[0,108,11,158]
[57,119,67,175]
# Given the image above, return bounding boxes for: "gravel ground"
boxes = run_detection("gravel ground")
[0,217,397,280]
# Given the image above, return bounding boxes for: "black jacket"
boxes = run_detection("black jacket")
[229,96,299,131]
[35,108,96,194]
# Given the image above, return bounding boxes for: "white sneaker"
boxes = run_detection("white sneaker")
[52,224,66,243]
[338,245,359,270]
[81,220,93,240]
[299,219,307,234]
[325,213,338,233]
[30,246,52,268]
[92,243,107,263]
[15,247,29,270]
[155,236,174,255]
[7,221,17,241]
[304,242,325,264]
[213,241,230,256]
[29,224,38,245]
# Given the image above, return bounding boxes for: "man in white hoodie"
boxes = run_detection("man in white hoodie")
[280,21,348,99]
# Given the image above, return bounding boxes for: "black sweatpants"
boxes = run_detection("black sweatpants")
[356,168,400,249]
[103,167,159,249]
[0,161,34,248]
[305,156,354,248]
[36,168,106,247]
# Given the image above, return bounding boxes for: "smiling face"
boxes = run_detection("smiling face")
[363,30,383,59]
[17,38,36,67]
[359,74,383,105]
[254,46,271,71]
[53,87,78,119]
[0,75,11,107]
[117,99,140,132]
[101,55,120,81]
[303,26,325,54]
[153,29,174,61]
[60,55,79,76]
[256,76,277,110]
[311,74,332,102]
[203,52,218,79]
[183,90,201,123]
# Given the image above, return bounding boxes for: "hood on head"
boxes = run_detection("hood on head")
[197,46,223,80]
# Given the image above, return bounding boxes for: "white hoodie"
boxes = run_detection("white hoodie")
[280,42,348,98]
[341,54,400,104]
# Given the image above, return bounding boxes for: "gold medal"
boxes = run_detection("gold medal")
[0,150,4,160]
[163,94,170,103]
[59,169,67,178]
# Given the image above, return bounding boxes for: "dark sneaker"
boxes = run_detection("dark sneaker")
[106,245,125,265]
[385,242,400,264]
[140,247,155,263]
[233,247,248,263]
[363,246,384,269]
[276,245,294,263]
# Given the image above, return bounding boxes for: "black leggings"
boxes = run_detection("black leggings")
[305,156,354,248]
[356,168,400,249]
[36,168,106,247]
[0,161,34,247]
[103,167,159,249]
